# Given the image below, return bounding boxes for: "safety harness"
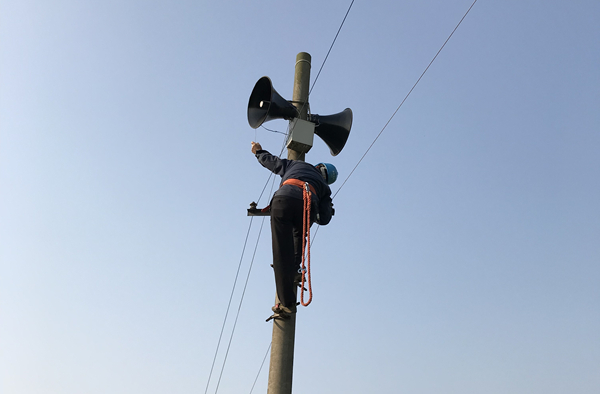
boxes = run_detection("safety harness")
[281,178,315,306]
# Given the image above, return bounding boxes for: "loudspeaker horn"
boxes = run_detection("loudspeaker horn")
[247,77,298,129]
[308,108,353,156]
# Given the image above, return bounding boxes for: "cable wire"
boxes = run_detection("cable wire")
[212,172,278,394]
[333,0,479,199]
[254,122,291,206]
[204,159,279,394]
[309,0,355,95]
[203,217,255,394]
[261,125,287,135]
[249,342,272,394]
[213,215,269,394]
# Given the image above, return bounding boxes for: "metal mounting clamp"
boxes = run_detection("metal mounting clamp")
[247,202,271,216]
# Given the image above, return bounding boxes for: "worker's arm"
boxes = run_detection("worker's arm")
[252,142,289,176]
[316,191,333,225]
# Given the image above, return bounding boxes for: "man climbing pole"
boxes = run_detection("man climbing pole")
[251,141,337,317]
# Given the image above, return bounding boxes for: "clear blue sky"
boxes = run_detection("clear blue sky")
[1,1,599,393]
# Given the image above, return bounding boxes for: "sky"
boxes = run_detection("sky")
[1,0,599,393]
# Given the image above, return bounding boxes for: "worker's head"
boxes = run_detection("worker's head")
[315,163,338,185]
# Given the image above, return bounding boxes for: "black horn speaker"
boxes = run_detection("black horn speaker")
[247,77,298,129]
[309,108,353,156]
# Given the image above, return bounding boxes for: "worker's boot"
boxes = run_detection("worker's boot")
[271,303,296,315]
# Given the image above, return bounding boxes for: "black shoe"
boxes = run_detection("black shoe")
[271,303,297,315]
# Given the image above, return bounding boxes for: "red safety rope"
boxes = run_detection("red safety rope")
[300,182,312,306]
[281,179,314,306]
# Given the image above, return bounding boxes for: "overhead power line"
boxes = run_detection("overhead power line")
[309,0,355,96]
[249,342,272,394]
[260,125,287,135]
[204,174,277,394]
[333,0,479,199]
[214,215,269,394]
[203,217,255,394]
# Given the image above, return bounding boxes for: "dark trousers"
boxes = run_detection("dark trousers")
[270,195,314,310]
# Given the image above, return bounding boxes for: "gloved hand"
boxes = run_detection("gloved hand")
[251,141,262,154]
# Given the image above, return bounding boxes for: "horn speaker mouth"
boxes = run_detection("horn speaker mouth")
[247,77,298,129]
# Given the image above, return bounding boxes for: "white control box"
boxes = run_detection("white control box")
[286,118,315,153]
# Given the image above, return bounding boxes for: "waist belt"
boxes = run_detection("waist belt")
[281,179,316,195]
[257,179,317,213]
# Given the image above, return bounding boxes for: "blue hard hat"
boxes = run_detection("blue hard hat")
[316,163,338,185]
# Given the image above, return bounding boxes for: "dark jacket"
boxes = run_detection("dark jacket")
[255,150,333,225]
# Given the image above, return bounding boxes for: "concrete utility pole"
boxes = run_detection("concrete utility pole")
[266,51,311,394]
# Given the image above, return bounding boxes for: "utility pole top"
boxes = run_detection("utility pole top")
[287,52,311,162]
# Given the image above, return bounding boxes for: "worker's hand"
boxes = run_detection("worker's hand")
[331,202,335,216]
[251,141,262,154]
